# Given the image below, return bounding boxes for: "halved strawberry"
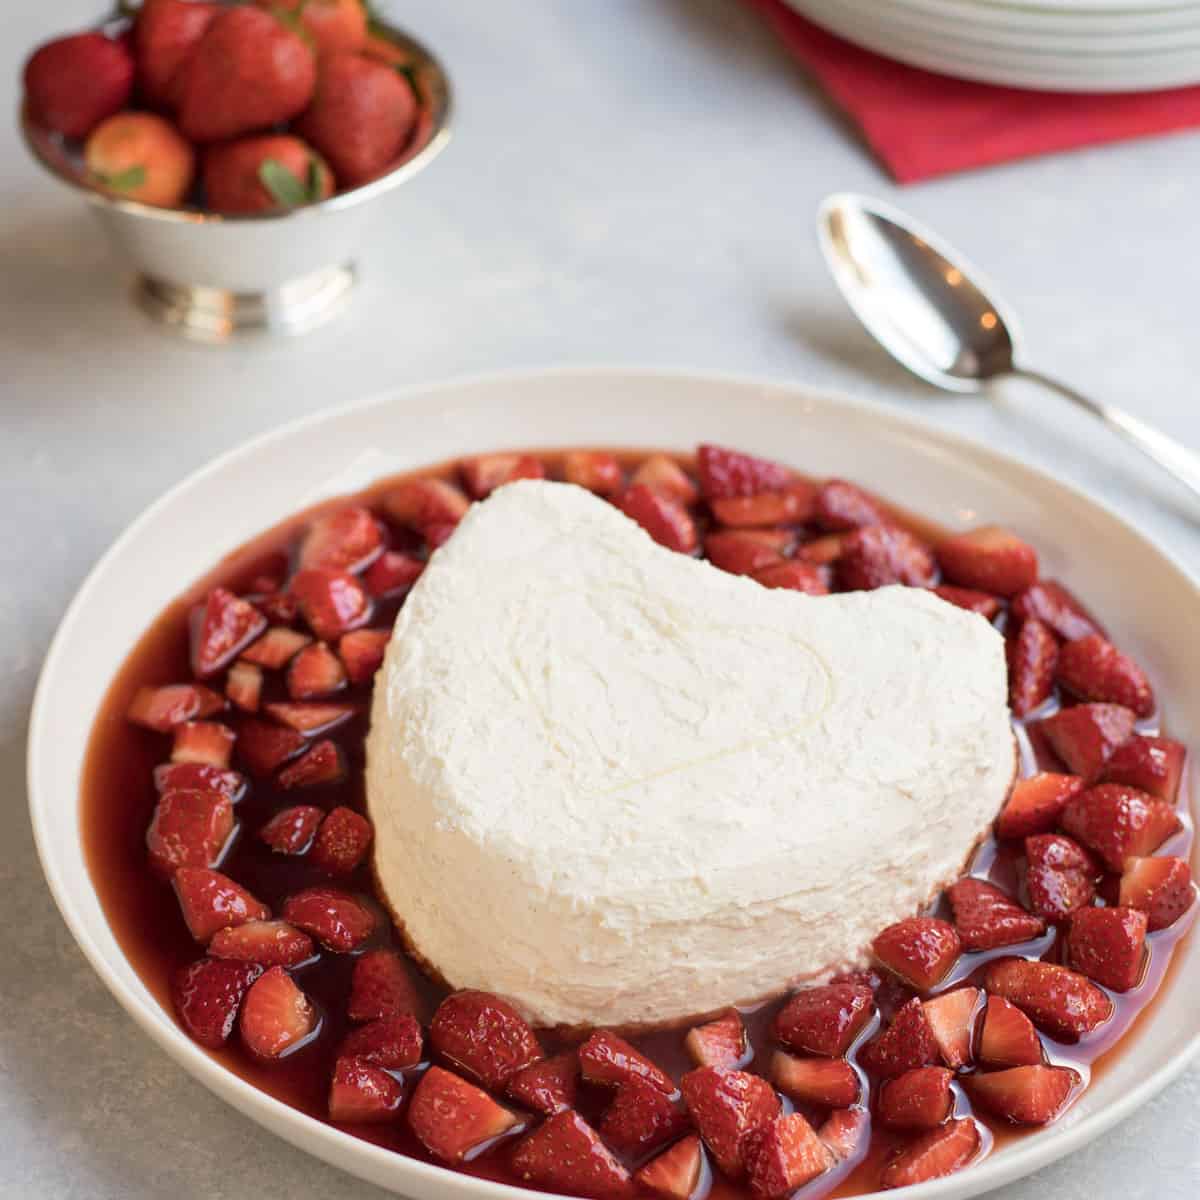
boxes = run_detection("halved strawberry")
[286,641,347,700]
[872,917,961,990]
[1119,856,1195,931]
[1056,635,1154,717]
[127,683,224,732]
[580,1029,675,1095]
[858,998,938,1079]
[742,1113,833,1199]
[837,525,936,590]
[460,453,545,500]
[1066,905,1148,992]
[679,1067,780,1178]
[946,878,1045,951]
[965,1064,1078,1125]
[978,995,1043,1067]
[600,1077,690,1158]
[635,1133,704,1200]
[507,1051,579,1116]
[240,965,317,1058]
[618,485,699,554]
[1006,618,1058,717]
[384,477,470,530]
[237,718,307,776]
[277,739,346,789]
[995,772,1083,840]
[348,948,422,1022]
[817,1108,868,1163]
[813,479,886,531]
[1101,735,1186,802]
[281,886,376,952]
[263,700,356,735]
[171,720,236,768]
[684,1009,748,1070]
[153,761,245,802]
[877,1066,953,1130]
[631,455,700,506]
[430,990,543,1090]
[258,804,323,854]
[772,983,875,1057]
[1024,833,1101,921]
[298,505,383,574]
[310,805,372,874]
[1010,579,1106,642]
[172,957,262,1049]
[240,626,312,669]
[290,568,371,641]
[146,788,234,877]
[1038,703,1136,780]
[796,533,847,564]
[768,1051,859,1107]
[752,560,831,594]
[697,444,793,500]
[329,1056,404,1123]
[1060,783,1180,872]
[982,958,1112,1040]
[191,588,268,678]
[364,550,424,599]
[879,1117,980,1189]
[511,1109,630,1199]
[710,482,817,529]
[931,585,1002,619]
[173,867,269,943]
[340,1014,424,1068]
[209,919,314,967]
[922,986,980,1070]
[337,628,391,684]
[935,526,1038,597]
[225,660,263,712]
[705,529,791,576]
[564,451,624,496]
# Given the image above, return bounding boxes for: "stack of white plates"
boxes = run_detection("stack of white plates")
[785,0,1200,92]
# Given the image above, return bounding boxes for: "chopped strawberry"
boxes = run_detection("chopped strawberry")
[710,482,817,529]
[298,505,383,574]
[879,1117,980,1189]
[426,522,460,549]
[1024,833,1101,922]
[1006,618,1059,717]
[837,525,936,590]
[209,919,314,967]
[697,444,793,499]
[240,626,312,669]
[982,958,1112,1040]
[564,451,624,496]
[1011,579,1106,642]
[600,1077,690,1158]
[922,987,981,1070]
[173,867,269,943]
[256,590,299,624]
[384,477,470,530]
[872,917,961,990]
[237,718,307,776]
[796,533,847,564]
[460,453,545,500]
[1066,906,1148,992]
[263,700,356,735]
[580,1029,675,1095]
[817,1108,868,1163]
[240,965,317,1058]
[191,588,268,678]
[679,1067,780,1178]
[127,683,224,732]
[171,720,236,768]
[507,1052,579,1116]
[858,998,938,1079]
[742,1113,833,1199]
[340,1014,424,1069]
[946,878,1045,950]
[512,1109,631,1199]
[978,995,1043,1067]
[290,568,371,641]
[1100,735,1186,802]
[877,1066,954,1131]
[619,485,699,554]
[430,990,543,1090]
[172,957,261,1049]
[935,526,1038,597]
[630,455,699,506]
[813,479,886,531]
[310,805,372,874]
[965,1064,1078,1125]
[996,772,1084,840]
[829,967,883,991]
[635,1133,704,1200]
[931,585,1002,619]
[364,551,424,598]
[277,739,346,789]
[768,1051,860,1107]
[705,529,792,575]
[286,642,347,700]
[1060,783,1180,872]
[225,660,263,712]
[328,1056,404,1123]
[281,886,376,952]
[153,761,245,802]
[1038,703,1136,780]
[258,804,323,854]
[1056,635,1154,717]
[752,560,831,594]
[1119,856,1195,931]
[685,1009,748,1070]
[146,788,234,877]
[337,628,391,684]
[348,948,422,1022]
[772,983,875,1057]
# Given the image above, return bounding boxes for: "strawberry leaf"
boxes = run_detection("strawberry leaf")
[306,157,325,204]
[259,159,308,208]
[101,165,147,192]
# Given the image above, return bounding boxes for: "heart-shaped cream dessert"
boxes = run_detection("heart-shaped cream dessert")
[367,480,1014,1029]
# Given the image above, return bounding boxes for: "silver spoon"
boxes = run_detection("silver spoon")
[817,192,1200,503]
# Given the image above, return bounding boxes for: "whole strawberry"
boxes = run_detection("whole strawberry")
[23,32,134,139]
[297,53,418,187]
[179,7,316,143]
[204,135,334,213]
[135,0,220,112]
[257,0,367,58]
[86,111,195,208]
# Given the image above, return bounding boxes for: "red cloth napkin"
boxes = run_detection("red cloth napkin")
[746,0,1200,182]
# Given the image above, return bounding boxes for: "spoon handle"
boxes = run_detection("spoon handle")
[1015,367,1200,503]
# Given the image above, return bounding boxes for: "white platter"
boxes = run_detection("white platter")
[27,367,1200,1200]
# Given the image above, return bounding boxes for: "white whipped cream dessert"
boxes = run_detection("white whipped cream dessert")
[367,480,1014,1029]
